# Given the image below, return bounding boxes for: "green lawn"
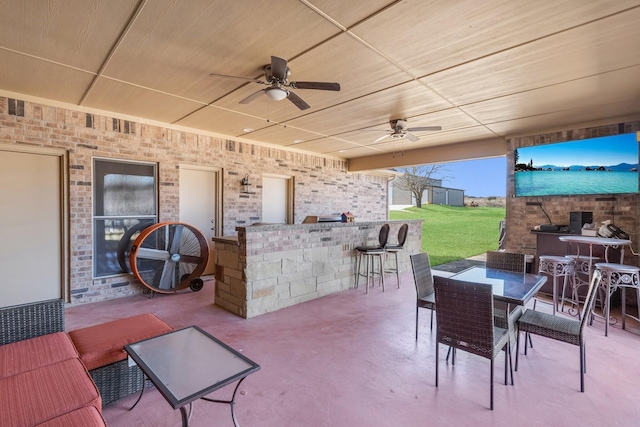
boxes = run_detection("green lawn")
[389,205,506,266]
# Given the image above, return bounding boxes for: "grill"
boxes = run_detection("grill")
[302,215,343,224]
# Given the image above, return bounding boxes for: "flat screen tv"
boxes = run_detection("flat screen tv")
[514,133,639,197]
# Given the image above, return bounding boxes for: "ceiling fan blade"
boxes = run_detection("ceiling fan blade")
[406,126,442,132]
[290,81,340,91]
[286,91,310,110]
[271,56,288,81]
[405,132,419,142]
[239,89,267,104]
[373,134,390,143]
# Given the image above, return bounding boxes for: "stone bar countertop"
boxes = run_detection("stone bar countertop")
[212,220,423,318]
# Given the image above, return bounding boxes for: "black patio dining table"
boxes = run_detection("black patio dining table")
[448,266,547,306]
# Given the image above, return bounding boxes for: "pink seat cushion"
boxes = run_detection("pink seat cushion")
[68,313,173,371]
[35,406,106,427]
[0,332,78,380]
[0,358,101,427]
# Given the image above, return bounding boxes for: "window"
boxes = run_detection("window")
[93,159,157,277]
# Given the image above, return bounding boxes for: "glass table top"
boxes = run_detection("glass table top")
[449,266,547,305]
[125,326,260,408]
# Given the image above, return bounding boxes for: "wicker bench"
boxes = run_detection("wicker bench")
[68,313,174,406]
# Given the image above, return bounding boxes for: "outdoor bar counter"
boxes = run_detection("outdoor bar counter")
[212,220,423,318]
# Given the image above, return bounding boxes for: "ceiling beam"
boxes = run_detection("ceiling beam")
[347,137,507,172]
[79,0,149,106]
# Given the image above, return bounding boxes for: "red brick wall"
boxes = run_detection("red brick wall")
[505,121,640,261]
[0,97,389,304]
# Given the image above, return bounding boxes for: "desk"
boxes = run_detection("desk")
[449,267,547,306]
[124,326,260,427]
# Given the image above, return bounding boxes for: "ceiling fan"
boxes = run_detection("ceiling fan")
[209,56,340,110]
[371,119,442,143]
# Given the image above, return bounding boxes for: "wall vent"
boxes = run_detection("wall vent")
[111,118,135,134]
[124,120,136,134]
[8,98,25,117]
[86,114,94,128]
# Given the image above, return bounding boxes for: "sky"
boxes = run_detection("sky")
[425,132,637,197]
[434,157,507,197]
[516,133,637,167]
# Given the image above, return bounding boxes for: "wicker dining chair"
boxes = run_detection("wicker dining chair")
[410,252,436,340]
[515,268,601,392]
[434,278,512,410]
[485,250,526,273]
[485,251,527,344]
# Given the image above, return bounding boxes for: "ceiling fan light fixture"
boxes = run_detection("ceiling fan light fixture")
[265,87,288,101]
[210,56,339,110]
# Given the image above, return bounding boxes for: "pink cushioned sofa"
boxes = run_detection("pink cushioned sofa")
[0,299,107,427]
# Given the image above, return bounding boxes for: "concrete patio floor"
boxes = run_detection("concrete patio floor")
[64,262,640,427]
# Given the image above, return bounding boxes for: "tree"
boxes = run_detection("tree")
[394,165,449,208]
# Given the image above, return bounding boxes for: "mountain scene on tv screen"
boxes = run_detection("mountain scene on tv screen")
[514,162,638,196]
[514,133,639,196]
[515,162,638,172]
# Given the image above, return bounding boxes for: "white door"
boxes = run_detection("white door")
[0,149,63,307]
[262,175,289,224]
[179,166,218,276]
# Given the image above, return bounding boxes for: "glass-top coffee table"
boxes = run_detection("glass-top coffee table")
[124,325,260,427]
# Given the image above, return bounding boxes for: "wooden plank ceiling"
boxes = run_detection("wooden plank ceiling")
[1,0,639,171]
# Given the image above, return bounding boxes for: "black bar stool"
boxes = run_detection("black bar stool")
[384,223,408,288]
[355,224,389,294]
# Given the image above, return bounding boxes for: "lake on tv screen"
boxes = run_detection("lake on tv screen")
[515,170,638,196]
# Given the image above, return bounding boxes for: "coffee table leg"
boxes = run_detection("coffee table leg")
[179,402,193,427]
[129,373,147,411]
[201,377,247,427]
